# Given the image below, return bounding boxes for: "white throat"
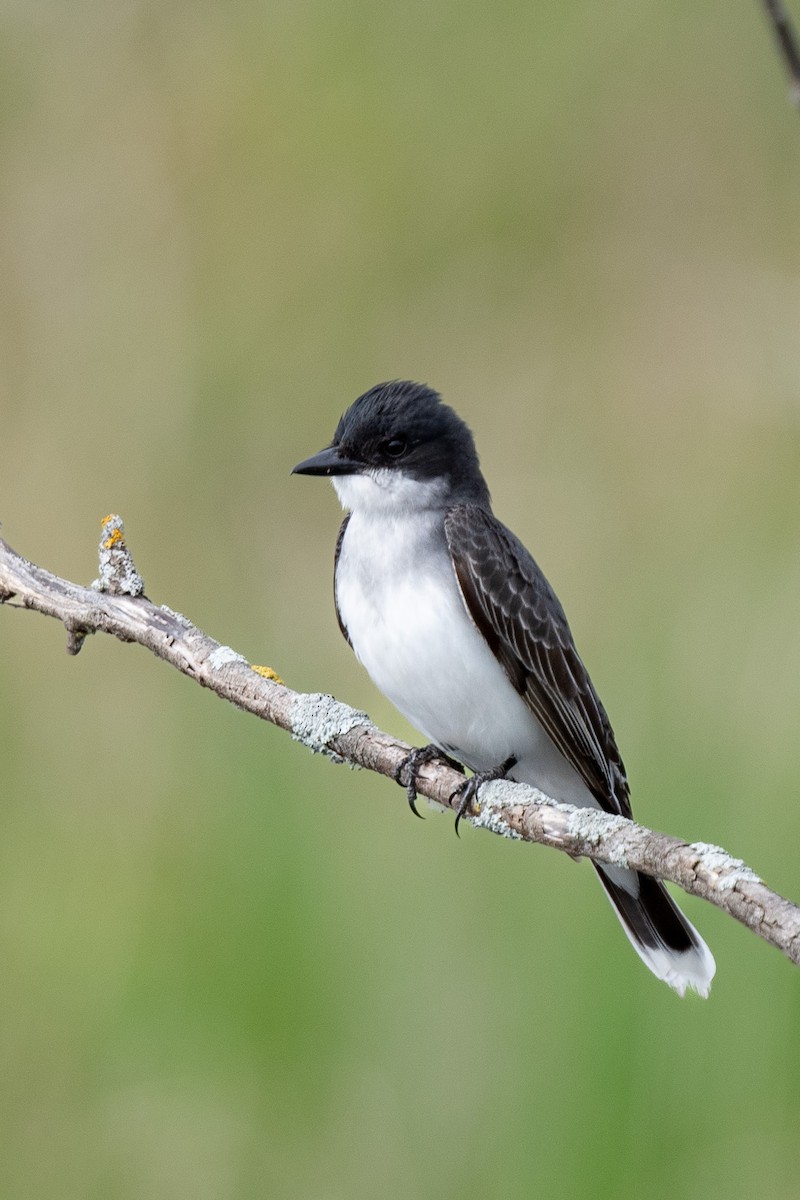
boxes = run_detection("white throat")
[332,469,449,517]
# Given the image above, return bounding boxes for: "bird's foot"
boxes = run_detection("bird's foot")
[452,755,518,837]
[393,744,463,818]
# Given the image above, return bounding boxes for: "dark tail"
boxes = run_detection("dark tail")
[595,864,715,997]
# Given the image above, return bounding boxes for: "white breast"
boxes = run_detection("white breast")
[335,502,596,808]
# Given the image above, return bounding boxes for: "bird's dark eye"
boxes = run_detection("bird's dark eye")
[380,436,408,458]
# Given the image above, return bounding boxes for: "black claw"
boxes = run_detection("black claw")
[408,786,424,820]
[453,780,477,838]
[393,744,453,819]
[451,755,518,837]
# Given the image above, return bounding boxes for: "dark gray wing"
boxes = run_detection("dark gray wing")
[333,513,352,646]
[445,505,630,817]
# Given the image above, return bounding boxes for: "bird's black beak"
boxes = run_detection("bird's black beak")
[291,445,363,477]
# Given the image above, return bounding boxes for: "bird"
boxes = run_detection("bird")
[292,380,715,997]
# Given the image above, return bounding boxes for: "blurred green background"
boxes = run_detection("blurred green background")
[2,1,800,1196]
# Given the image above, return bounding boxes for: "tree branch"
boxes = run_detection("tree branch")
[760,0,800,108]
[2,517,799,969]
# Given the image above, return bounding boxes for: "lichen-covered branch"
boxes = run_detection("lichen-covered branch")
[2,520,799,969]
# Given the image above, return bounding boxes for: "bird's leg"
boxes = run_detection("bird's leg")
[393,744,464,818]
[452,755,518,837]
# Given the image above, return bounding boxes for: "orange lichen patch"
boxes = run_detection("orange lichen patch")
[251,664,285,685]
[102,528,125,550]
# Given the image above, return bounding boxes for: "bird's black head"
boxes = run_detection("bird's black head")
[292,380,490,509]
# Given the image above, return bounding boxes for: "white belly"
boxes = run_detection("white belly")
[336,509,597,808]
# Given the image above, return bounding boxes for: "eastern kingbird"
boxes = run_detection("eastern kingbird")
[293,380,715,997]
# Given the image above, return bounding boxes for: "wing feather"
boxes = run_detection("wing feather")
[445,505,630,817]
[333,513,352,646]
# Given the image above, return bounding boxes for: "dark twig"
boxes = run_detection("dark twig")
[760,0,800,107]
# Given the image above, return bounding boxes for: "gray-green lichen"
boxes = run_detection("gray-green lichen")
[473,779,634,866]
[291,692,372,762]
[159,604,192,627]
[470,805,522,840]
[469,778,547,841]
[91,514,145,597]
[557,806,632,868]
[207,645,247,671]
[689,842,763,890]
[479,778,553,811]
